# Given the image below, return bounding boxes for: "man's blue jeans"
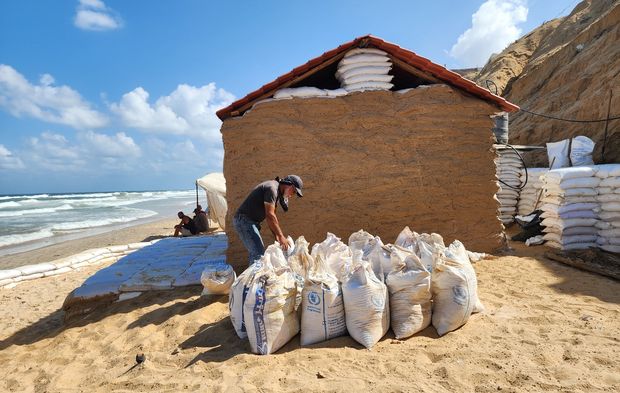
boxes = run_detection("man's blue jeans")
[233,214,265,265]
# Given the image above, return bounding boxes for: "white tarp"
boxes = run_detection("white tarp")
[196,172,227,230]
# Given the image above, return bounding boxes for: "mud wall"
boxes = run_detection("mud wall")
[221,85,502,271]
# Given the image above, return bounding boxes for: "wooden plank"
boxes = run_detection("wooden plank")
[232,52,347,117]
[390,57,441,84]
[545,249,620,281]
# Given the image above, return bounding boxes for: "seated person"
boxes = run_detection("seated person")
[173,211,197,237]
[193,204,209,233]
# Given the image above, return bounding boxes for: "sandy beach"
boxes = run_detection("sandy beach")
[0,228,618,392]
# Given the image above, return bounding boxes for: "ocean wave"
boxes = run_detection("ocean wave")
[0,228,54,247]
[0,204,74,217]
[51,209,158,231]
[0,201,21,209]
[48,192,119,199]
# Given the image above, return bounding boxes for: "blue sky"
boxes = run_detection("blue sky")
[0,0,580,194]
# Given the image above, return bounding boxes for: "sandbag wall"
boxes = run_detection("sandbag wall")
[517,168,548,215]
[540,167,600,250]
[221,85,502,271]
[495,149,524,225]
[593,164,620,252]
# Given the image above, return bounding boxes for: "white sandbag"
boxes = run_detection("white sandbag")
[337,65,392,80]
[597,194,620,203]
[341,262,389,349]
[602,202,620,212]
[541,202,598,215]
[542,233,597,245]
[541,217,598,230]
[348,229,375,255]
[600,211,620,220]
[599,187,613,194]
[431,240,482,336]
[544,177,600,190]
[325,88,348,97]
[339,53,391,65]
[601,244,620,253]
[244,246,300,355]
[386,246,431,339]
[336,61,391,76]
[300,255,346,346]
[311,233,352,281]
[541,209,598,220]
[545,187,598,197]
[544,226,599,237]
[541,196,597,205]
[547,140,570,169]
[546,241,597,250]
[599,228,620,238]
[344,81,394,92]
[287,236,312,278]
[545,167,596,182]
[201,262,236,295]
[344,48,389,57]
[273,87,327,99]
[599,177,620,188]
[229,262,263,339]
[570,136,595,166]
[594,164,620,179]
[342,73,394,85]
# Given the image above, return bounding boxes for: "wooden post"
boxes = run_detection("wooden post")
[601,90,613,162]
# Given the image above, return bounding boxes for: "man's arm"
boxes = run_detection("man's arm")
[264,202,288,250]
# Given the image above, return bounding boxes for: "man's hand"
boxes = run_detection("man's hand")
[277,234,289,251]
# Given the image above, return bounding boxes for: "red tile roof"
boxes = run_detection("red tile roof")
[216,35,519,120]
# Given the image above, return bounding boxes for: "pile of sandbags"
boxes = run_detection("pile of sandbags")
[540,167,600,250]
[495,149,524,224]
[336,48,393,92]
[229,227,485,354]
[517,168,548,215]
[593,164,620,253]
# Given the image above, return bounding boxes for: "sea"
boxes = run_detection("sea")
[0,190,198,257]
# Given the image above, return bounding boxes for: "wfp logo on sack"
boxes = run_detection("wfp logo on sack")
[370,294,383,308]
[308,291,321,305]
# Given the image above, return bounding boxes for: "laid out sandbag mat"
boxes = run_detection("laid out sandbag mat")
[540,167,600,251]
[495,149,524,225]
[336,48,393,92]
[517,168,548,215]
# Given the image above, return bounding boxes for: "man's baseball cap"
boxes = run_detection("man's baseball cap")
[282,175,303,197]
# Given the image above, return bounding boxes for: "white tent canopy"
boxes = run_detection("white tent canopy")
[196,172,227,229]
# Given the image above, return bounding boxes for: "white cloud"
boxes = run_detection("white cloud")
[110,83,235,142]
[0,144,24,170]
[0,64,108,129]
[78,131,142,158]
[21,130,141,172]
[74,0,123,31]
[449,0,528,67]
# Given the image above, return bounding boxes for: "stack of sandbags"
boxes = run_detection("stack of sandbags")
[593,164,620,252]
[336,48,393,92]
[540,167,600,250]
[517,168,549,215]
[495,149,524,224]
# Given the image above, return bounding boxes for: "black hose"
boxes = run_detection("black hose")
[496,143,528,191]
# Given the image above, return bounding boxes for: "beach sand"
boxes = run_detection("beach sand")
[0,232,619,392]
[0,218,179,270]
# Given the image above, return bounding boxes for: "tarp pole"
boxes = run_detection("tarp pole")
[195,181,199,209]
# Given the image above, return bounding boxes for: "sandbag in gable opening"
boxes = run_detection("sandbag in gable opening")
[286,48,439,91]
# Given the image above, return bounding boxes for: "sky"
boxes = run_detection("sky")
[0,0,581,194]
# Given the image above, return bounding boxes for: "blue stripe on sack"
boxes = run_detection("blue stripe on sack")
[322,289,328,340]
[253,276,269,354]
[241,285,249,333]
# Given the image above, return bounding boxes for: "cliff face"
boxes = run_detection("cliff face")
[472,0,620,166]
[222,86,502,271]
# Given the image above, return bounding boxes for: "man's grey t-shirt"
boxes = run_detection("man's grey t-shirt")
[235,180,278,223]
